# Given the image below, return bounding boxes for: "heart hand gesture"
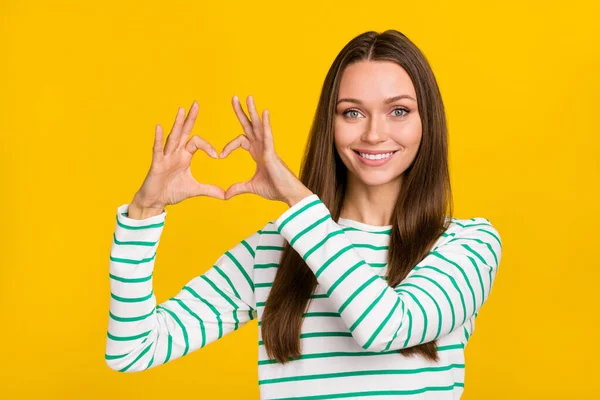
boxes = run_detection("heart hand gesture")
[131,97,313,217]
[221,95,312,206]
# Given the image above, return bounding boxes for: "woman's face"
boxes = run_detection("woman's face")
[334,60,422,188]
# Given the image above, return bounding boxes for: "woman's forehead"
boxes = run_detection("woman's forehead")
[338,61,416,104]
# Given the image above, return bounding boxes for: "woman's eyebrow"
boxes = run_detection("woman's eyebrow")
[336,94,416,105]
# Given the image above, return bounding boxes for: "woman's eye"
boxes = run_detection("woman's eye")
[392,108,409,117]
[342,108,409,119]
[343,109,362,119]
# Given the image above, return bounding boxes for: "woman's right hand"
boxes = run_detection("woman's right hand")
[131,101,224,213]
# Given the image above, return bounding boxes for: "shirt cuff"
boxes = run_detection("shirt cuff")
[114,203,167,243]
[274,194,335,247]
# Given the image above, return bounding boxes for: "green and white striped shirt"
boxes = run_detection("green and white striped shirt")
[106,194,502,399]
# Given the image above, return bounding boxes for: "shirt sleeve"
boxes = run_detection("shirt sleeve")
[105,203,259,372]
[274,194,502,352]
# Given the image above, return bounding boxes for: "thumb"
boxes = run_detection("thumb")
[225,180,253,200]
[192,182,225,200]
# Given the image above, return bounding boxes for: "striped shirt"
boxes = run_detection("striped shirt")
[105,194,502,399]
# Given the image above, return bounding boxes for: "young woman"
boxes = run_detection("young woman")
[105,30,502,399]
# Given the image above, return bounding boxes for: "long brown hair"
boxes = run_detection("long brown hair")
[261,29,453,363]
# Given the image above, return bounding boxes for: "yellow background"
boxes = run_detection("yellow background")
[1,0,599,398]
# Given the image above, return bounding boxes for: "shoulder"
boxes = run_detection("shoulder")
[434,216,503,267]
[451,216,500,239]
[439,216,502,251]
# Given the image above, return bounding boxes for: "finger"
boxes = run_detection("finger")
[193,183,225,200]
[220,134,251,158]
[246,96,263,138]
[224,181,252,200]
[153,124,164,161]
[178,101,200,149]
[185,135,219,158]
[231,95,255,140]
[262,109,275,153]
[164,107,186,155]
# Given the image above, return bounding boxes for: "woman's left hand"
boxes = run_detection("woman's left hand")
[221,95,313,207]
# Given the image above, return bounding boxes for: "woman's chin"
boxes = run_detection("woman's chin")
[353,173,401,188]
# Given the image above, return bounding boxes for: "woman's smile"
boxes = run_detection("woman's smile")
[353,149,398,166]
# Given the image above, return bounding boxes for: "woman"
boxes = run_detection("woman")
[105,29,502,399]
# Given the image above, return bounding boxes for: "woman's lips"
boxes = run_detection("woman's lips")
[353,150,397,166]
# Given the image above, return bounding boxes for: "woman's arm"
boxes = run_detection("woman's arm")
[275,194,502,352]
[105,203,259,372]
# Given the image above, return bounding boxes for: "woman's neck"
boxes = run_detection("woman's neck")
[339,175,403,226]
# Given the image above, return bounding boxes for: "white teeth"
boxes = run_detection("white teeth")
[359,152,393,160]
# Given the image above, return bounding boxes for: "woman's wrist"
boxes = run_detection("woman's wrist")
[128,194,165,220]
[128,202,164,220]
[284,186,314,208]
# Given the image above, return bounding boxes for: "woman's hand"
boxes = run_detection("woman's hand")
[221,95,313,207]
[132,101,225,212]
